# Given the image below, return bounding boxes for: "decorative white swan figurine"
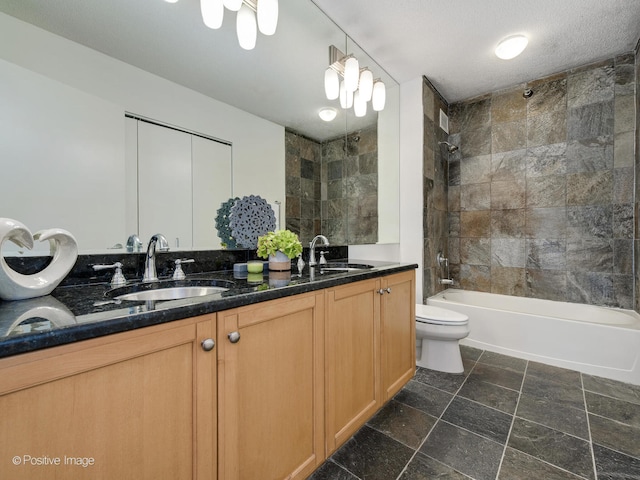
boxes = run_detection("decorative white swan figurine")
[0,218,78,301]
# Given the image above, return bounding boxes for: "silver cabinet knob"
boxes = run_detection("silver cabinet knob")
[386,287,392,294]
[378,289,385,295]
[201,338,215,351]
[228,331,241,343]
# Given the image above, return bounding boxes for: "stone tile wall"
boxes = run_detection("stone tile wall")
[447,55,636,308]
[322,126,379,245]
[635,41,640,312]
[285,130,322,244]
[422,78,451,302]
[285,125,379,245]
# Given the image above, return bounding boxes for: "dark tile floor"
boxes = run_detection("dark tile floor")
[309,346,640,480]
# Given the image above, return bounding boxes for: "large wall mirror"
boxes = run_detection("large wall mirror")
[0,0,399,255]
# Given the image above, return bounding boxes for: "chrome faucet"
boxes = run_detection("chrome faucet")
[126,234,142,252]
[436,251,454,286]
[308,235,329,267]
[143,233,169,282]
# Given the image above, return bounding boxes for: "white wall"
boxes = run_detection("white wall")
[377,83,400,244]
[0,13,285,251]
[350,77,424,303]
[399,77,424,302]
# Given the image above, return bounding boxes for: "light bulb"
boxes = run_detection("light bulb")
[201,0,224,29]
[358,69,373,102]
[339,81,353,109]
[318,108,337,122]
[495,35,528,60]
[324,68,339,100]
[257,0,278,35]
[344,56,359,93]
[223,0,243,11]
[354,90,367,117]
[372,80,386,111]
[236,4,257,50]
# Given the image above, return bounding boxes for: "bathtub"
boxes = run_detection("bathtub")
[427,289,640,386]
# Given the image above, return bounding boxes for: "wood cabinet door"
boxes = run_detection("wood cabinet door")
[381,270,416,401]
[325,278,381,454]
[0,315,217,480]
[217,292,325,480]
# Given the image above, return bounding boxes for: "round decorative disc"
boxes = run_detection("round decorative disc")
[229,195,276,249]
[215,197,240,249]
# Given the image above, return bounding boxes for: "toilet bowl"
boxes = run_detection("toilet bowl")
[415,304,469,374]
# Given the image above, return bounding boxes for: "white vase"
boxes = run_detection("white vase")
[268,251,291,271]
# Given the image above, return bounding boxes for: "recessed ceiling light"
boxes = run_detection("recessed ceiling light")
[318,107,337,122]
[495,35,528,60]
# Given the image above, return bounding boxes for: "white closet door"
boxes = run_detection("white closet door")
[192,136,232,249]
[124,117,139,240]
[137,122,192,249]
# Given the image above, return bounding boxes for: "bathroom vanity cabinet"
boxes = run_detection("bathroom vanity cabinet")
[380,271,416,401]
[0,269,415,480]
[0,315,217,480]
[325,270,415,454]
[217,291,325,480]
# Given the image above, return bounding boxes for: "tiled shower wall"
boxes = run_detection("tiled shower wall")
[635,41,640,312]
[285,131,322,244]
[447,54,636,309]
[285,126,379,246]
[422,78,450,302]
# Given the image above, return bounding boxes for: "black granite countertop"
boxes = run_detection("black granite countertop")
[0,259,416,359]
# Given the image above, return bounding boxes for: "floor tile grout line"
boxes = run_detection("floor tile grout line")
[509,414,592,443]
[456,388,520,417]
[324,459,362,480]
[411,373,469,397]
[581,372,599,480]
[503,447,592,480]
[394,357,481,480]
[590,440,640,463]
[583,388,640,406]
[493,358,528,480]
[587,410,640,429]
[436,417,509,447]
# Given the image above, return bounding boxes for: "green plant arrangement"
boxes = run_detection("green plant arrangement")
[256,229,303,259]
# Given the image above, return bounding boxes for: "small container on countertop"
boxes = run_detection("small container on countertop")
[247,260,264,273]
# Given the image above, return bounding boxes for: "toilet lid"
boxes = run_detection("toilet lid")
[416,304,468,326]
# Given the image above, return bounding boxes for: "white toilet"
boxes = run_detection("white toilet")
[415,304,470,374]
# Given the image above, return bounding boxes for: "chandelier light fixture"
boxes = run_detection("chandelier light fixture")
[199,0,278,50]
[324,45,386,117]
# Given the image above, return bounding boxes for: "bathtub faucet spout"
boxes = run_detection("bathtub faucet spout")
[439,278,454,285]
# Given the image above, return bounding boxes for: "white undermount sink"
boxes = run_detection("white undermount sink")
[106,279,233,302]
[114,286,227,301]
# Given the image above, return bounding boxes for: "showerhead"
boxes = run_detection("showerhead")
[438,141,459,154]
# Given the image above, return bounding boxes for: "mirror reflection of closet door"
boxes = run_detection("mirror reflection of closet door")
[137,121,193,249]
[192,136,232,249]
[126,118,233,250]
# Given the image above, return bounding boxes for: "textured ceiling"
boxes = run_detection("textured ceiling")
[1,0,639,139]
[314,0,640,103]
